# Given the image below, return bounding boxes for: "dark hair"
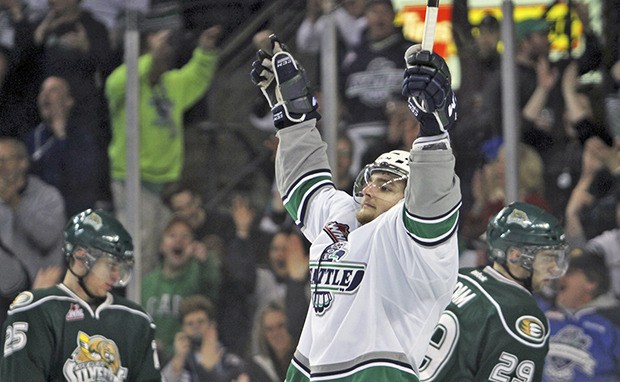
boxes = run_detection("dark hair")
[163,215,195,238]
[273,226,310,255]
[256,301,292,356]
[478,14,500,32]
[365,0,394,11]
[568,251,610,298]
[179,295,215,323]
[162,182,201,209]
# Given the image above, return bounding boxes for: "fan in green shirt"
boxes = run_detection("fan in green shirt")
[141,215,221,362]
[106,26,220,185]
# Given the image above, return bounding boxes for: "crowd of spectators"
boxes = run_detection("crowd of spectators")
[1,0,619,380]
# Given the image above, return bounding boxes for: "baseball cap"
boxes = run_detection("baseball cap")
[515,18,549,42]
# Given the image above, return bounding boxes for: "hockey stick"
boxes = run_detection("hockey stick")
[405,0,440,68]
[421,0,440,52]
[404,0,444,113]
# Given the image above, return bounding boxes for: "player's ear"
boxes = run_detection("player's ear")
[69,248,88,270]
[506,247,521,264]
[73,247,88,260]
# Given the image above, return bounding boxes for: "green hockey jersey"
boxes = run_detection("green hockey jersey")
[1,284,160,381]
[419,266,550,382]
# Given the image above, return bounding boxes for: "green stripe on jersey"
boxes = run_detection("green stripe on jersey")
[286,363,419,382]
[284,173,332,222]
[403,208,459,241]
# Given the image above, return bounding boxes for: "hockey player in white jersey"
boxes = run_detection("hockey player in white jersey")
[250,35,461,382]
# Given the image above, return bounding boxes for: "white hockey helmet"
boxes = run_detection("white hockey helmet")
[371,150,410,178]
[353,150,410,201]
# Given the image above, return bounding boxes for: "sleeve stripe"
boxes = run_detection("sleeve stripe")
[403,203,460,244]
[405,200,461,222]
[282,169,332,203]
[282,170,333,224]
[407,217,459,247]
[286,178,333,225]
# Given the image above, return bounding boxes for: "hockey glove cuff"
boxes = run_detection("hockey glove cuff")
[412,132,451,151]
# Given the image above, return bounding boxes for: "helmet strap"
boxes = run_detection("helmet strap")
[67,257,105,304]
[498,262,533,292]
[76,275,105,304]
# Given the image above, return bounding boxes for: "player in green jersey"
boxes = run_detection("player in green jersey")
[0,209,161,381]
[420,202,570,381]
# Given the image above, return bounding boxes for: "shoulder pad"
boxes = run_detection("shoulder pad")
[460,270,549,347]
[10,291,34,310]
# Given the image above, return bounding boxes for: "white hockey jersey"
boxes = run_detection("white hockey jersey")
[275,121,461,382]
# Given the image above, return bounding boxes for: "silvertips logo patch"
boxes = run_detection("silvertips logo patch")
[63,331,128,381]
[515,315,546,343]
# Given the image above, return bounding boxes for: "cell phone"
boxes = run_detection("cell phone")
[189,336,202,351]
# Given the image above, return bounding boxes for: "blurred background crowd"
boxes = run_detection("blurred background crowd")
[0,0,619,380]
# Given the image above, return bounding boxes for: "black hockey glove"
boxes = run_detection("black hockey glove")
[251,49,277,108]
[402,44,457,137]
[250,34,321,129]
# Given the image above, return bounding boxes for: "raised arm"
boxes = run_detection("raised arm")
[401,44,461,244]
[250,35,332,234]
